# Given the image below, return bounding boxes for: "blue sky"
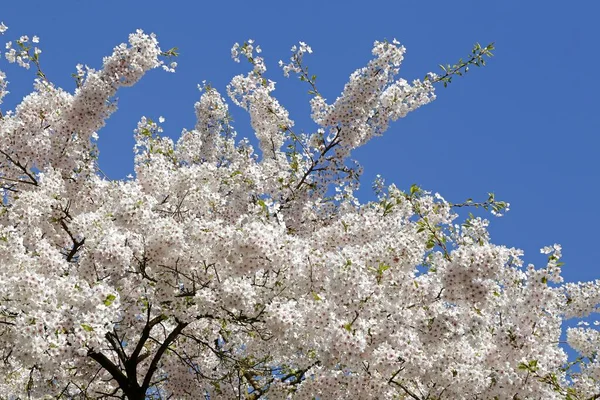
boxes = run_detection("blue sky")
[2,0,599,344]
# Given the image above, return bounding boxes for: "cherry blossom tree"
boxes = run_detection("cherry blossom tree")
[0,23,599,400]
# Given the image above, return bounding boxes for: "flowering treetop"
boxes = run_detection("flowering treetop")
[0,22,598,400]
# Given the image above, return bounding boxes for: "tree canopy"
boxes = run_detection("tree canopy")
[0,24,599,399]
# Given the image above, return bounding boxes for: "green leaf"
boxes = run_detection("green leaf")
[341,220,349,232]
[104,294,117,306]
[383,201,394,216]
[311,292,321,301]
[378,263,391,273]
[257,199,268,215]
[161,47,179,57]
[81,324,94,332]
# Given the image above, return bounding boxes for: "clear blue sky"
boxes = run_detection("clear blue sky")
[3,1,599,333]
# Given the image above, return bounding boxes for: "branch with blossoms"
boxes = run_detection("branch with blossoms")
[0,149,38,186]
[4,34,46,80]
[517,357,600,400]
[275,40,494,208]
[279,41,320,96]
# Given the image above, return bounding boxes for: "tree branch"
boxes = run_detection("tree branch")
[389,380,422,400]
[0,149,38,186]
[105,331,128,367]
[140,319,188,392]
[87,350,130,394]
[126,307,168,384]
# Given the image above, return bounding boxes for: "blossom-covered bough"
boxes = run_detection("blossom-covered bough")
[0,23,598,400]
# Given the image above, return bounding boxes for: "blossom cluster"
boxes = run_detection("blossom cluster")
[0,23,598,400]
